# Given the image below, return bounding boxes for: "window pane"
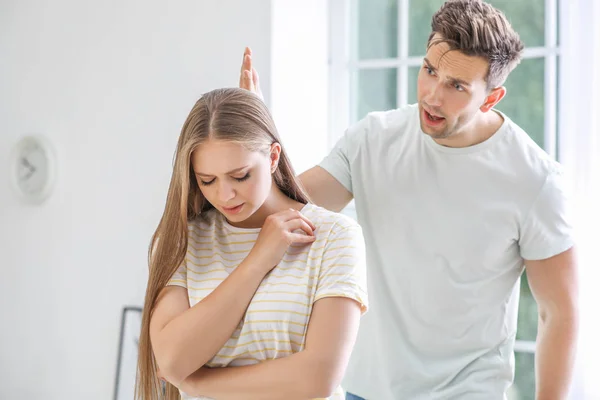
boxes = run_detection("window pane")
[495,57,545,148]
[516,274,538,341]
[508,352,535,400]
[355,68,397,121]
[408,65,420,104]
[408,0,445,56]
[356,0,398,60]
[489,0,545,47]
[408,0,546,56]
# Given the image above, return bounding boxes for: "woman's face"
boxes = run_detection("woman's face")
[191,139,278,224]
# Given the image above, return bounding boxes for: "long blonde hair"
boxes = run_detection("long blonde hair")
[136,88,310,399]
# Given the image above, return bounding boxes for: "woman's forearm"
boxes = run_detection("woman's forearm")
[178,297,363,399]
[154,255,266,385]
[179,350,334,400]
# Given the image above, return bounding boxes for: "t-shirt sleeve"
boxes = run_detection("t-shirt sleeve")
[318,119,368,195]
[519,170,575,260]
[314,223,369,314]
[166,259,188,289]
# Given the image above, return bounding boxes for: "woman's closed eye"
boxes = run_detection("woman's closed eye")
[199,178,215,186]
[199,173,251,186]
[233,173,251,182]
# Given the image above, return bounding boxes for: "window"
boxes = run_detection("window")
[329,0,563,398]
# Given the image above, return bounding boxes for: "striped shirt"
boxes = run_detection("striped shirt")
[167,203,368,400]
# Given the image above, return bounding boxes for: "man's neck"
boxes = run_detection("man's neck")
[434,110,504,148]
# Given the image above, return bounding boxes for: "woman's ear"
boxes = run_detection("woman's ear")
[270,142,281,173]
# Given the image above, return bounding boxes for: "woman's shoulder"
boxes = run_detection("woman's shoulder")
[301,203,362,235]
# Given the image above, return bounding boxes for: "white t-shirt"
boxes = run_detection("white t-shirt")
[319,104,574,400]
[167,203,368,400]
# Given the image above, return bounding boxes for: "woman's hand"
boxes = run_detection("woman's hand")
[247,208,316,274]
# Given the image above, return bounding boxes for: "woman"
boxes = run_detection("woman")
[136,88,368,400]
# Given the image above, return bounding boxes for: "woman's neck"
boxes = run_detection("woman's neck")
[231,185,305,229]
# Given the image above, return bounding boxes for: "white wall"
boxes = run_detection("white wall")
[0,1,273,398]
[270,0,330,174]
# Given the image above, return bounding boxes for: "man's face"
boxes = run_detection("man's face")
[416,35,492,140]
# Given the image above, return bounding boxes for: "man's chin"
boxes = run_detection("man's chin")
[419,122,447,139]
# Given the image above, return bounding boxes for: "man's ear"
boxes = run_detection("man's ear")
[480,86,506,113]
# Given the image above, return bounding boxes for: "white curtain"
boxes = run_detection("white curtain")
[559,1,600,398]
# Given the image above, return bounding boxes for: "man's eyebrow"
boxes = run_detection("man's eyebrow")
[423,57,472,87]
[195,166,250,177]
[449,77,471,87]
[423,58,436,72]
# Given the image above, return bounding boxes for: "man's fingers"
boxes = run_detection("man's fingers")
[239,50,257,92]
[239,71,246,89]
[245,70,255,91]
[238,47,262,97]
[252,67,260,89]
[241,55,250,76]
[246,55,253,77]
[241,47,251,73]
[240,67,253,91]
[239,48,249,88]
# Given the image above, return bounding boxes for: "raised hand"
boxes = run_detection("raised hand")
[239,47,263,100]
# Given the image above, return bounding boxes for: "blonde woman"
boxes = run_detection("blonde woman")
[136,88,368,400]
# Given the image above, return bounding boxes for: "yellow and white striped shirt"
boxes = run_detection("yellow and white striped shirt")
[167,203,368,400]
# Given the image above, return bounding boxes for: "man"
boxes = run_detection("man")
[240,1,578,399]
